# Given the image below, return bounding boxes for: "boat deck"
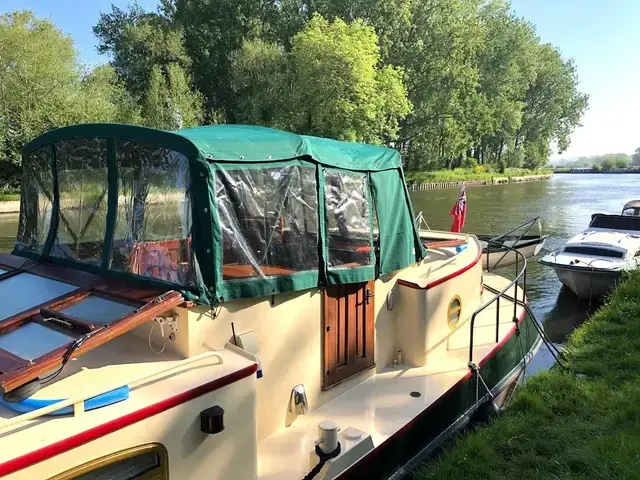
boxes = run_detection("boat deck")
[0,335,256,468]
[257,273,524,479]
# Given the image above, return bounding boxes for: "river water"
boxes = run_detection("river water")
[410,173,640,373]
[0,174,635,371]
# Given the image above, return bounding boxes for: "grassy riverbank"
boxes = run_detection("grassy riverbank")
[416,271,640,480]
[0,189,19,202]
[406,168,552,184]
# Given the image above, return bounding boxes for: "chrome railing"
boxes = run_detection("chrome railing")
[486,216,541,272]
[469,238,528,364]
[414,210,430,231]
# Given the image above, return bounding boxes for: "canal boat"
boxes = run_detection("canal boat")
[540,213,640,299]
[0,124,541,480]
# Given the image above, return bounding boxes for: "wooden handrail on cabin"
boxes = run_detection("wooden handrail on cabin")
[422,239,467,249]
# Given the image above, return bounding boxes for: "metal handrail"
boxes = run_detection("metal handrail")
[469,238,527,364]
[414,211,430,231]
[487,216,541,271]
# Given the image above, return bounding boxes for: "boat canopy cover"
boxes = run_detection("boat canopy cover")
[15,124,423,304]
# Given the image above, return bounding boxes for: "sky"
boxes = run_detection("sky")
[511,0,640,160]
[2,0,639,160]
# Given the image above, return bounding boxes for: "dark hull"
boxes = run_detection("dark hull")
[339,311,542,480]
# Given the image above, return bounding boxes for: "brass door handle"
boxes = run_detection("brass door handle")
[365,288,374,304]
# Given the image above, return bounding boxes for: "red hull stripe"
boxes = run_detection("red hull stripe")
[0,363,258,477]
[397,249,482,290]
[339,305,529,479]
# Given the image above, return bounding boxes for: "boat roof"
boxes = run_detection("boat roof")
[23,124,402,171]
[566,229,640,253]
[13,123,423,306]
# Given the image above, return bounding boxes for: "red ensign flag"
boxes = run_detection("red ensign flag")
[450,187,467,233]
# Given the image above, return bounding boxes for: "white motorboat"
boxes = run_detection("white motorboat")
[540,213,640,299]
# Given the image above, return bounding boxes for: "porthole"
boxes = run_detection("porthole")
[447,296,462,329]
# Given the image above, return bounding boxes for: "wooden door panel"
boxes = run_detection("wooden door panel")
[323,281,374,389]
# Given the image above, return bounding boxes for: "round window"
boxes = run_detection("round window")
[448,296,462,329]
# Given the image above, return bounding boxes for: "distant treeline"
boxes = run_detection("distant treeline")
[554,149,640,170]
[1,1,588,187]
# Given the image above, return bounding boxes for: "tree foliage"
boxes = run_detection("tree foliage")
[0,11,135,186]
[285,16,410,143]
[1,0,590,186]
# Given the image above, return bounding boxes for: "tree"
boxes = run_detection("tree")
[74,65,142,125]
[94,4,193,100]
[632,147,640,166]
[285,15,411,143]
[141,64,203,130]
[518,44,589,168]
[614,156,630,169]
[230,39,287,126]
[601,158,615,171]
[0,11,134,187]
[171,0,276,121]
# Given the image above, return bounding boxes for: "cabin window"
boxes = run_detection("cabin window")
[50,138,109,265]
[15,146,54,255]
[448,296,462,328]
[324,171,373,268]
[49,443,168,480]
[110,141,193,286]
[216,165,319,280]
[563,246,624,258]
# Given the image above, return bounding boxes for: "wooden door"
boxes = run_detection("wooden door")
[322,280,375,389]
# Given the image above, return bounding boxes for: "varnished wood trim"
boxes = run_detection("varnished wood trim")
[0,291,183,393]
[49,443,168,480]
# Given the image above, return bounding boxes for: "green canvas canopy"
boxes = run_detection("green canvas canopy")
[15,123,424,304]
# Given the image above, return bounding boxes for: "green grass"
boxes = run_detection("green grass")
[0,189,20,202]
[415,271,640,480]
[406,168,552,184]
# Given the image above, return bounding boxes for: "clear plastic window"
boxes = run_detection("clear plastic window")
[110,141,193,286]
[51,138,109,265]
[324,171,372,268]
[15,146,53,254]
[216,165,319,280]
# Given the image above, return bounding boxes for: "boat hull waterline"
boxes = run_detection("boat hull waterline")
[540,261,622,299]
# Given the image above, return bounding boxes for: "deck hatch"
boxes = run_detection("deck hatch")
[58,295,138,325]
[0,262,183,395]
[0,273,77,321]
[0,323,74,361]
